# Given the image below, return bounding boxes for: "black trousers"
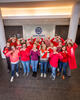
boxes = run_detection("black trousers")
[6,57,11,71]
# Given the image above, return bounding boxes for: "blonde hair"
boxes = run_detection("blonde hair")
[53,46,57,51]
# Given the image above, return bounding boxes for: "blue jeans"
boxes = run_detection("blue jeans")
[59,61,63,73]
[11,62,19,77]
[21,61,30,73]
[31,60,38,72]
[51,66,56,77]
[47,61,51,68]
[59,62,68,76]
[40,61,47,74]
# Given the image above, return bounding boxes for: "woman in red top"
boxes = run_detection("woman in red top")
[59,46,68,79]
[49,46,63,80]
[6,46,20,82]
[67,40,78,77]
[51,36,65,47]
[20,43,30,76]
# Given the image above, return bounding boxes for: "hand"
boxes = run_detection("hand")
[54,52,58,54]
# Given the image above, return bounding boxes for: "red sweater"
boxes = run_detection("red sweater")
[49,52,63,68]
[20,48,30,61]
[48,47,53,53]
[6,49,20,63]
[60,51,68,62]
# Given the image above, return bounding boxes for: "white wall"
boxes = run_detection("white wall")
[23,24,55,39]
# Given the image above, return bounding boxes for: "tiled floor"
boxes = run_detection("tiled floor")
[0,46,80,100]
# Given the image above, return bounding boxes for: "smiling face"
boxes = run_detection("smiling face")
[11,46,16,51]
[22,44,26,49]
[33,43,37,49]
[67,43,72,48]
[17,40,20,45]
[50,42,54,47]
[42,44,46,50]
[62,46,66,51]
[12,38,16,43]
[6,42,10,47]
[53,47,57,52]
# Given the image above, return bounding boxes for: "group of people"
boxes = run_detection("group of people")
[3,35,78,82]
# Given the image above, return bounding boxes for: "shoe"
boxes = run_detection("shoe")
[32,72,35,77]
[16,72,19,77]
[27,72,29,77]
[34,72,37,77]
[57,72,61,76]
[50,74,52,78]
[40,73,43,77]
[67,76,71,78]
[23,73,26,76]
[62,75,65,80]
[44,73,46,78]
[10,77,14,82]
[52,76,55,80]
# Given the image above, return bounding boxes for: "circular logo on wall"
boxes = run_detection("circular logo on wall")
[35,27,42,35]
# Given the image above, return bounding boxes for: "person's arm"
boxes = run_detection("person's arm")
[58,53,63,60]
[49,52,53,58]
[47,52,49,58]
[26,49,31,56]
[37,50,40,56]
[5,51,13,57]
[30,50,32,56]
[60,38,65,43]
[73,43,78,49]
[50,37,55,42]
[3,47,6,54]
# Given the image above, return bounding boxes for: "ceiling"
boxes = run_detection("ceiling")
[0,0,79,3]
[0,0,79,19]
[0,1,78,8]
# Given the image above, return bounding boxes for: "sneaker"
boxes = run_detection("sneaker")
[50,74,52,78]
[34,72,37,77]
[23,73,26,76]
[32,72,34,77]
[16,72,19,77]
[44,73,46,78]
[52,76,55,80]
[40,73,43,77]
[27,72,29,77]
[57,72,61,76]
[10,77,14,82]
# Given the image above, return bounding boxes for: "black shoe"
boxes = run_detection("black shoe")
[67,76,71,78]
[32,72,35,77]
[34,72,37,77]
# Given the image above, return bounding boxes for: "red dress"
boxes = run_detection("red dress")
[67,43,78,70]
